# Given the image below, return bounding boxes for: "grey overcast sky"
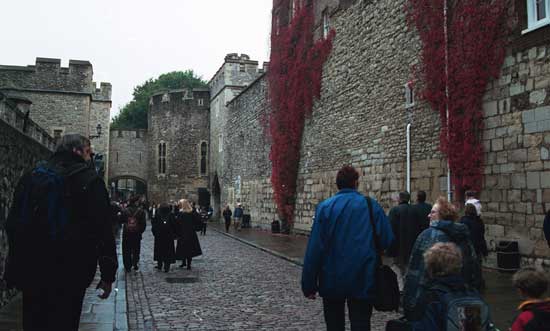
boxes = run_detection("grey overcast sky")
[0,0,273,118]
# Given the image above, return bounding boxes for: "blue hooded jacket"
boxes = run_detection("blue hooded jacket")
[301,189,394,300]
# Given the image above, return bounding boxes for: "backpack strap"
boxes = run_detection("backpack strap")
[365,197,382,260]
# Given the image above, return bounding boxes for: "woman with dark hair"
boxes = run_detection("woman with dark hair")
[460,203,488,259]
[175,199,202,269]
[403,197,481,319]
[152,203,176,272]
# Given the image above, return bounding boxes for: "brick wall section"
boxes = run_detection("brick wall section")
[108,129,149,182]
[220,0,550,261]
[223,75,275,224]
[147,89,210,204]
[0,94,53,309]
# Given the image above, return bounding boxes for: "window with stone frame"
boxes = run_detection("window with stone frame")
[322,9,330,39]
[405,82,415,108]
[53,129,63,144]
[239,63,246,72]
[158,142,167,174]
[525,0,550,32]
[198,98,204,106]
[218,134,223,152]
[200,141,208,175]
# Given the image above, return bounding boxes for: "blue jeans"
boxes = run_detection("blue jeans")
[323,298,373,331]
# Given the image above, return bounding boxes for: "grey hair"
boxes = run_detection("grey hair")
[55,134,90,154]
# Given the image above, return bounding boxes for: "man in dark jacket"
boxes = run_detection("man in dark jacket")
[387,191,421,289]
[5,134,117,331]
[302,166,394,331]
[543,209,550,248]
[412,190,431,230]
[122,196,147,271]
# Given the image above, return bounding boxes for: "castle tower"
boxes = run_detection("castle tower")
[208,53,263,216]
[147,88,210,204]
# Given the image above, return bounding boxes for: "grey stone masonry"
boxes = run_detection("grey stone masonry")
[0,92,53,310]
[217,0,550,262]
[147,88,210,204]
[108,129,149,183]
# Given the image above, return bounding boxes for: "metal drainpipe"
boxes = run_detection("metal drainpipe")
[406,123,411,193]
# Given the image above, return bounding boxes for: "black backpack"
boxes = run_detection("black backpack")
[5,162,90,288]
[524,308,550,331]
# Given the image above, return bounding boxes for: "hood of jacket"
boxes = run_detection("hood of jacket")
[431,220,470,241]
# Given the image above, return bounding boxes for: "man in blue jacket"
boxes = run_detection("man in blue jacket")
[301,165,394,331]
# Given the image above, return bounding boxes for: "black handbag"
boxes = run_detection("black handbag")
[366,197,400,312]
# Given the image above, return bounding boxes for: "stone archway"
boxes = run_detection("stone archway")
[110,175,147,202]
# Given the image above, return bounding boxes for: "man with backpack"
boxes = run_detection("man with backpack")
[122,196,147,271]
[5,134,117,331]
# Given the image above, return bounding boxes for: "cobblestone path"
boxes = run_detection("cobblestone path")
[126,228,399,330]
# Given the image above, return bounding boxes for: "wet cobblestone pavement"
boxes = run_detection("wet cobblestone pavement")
[126,228,400,330]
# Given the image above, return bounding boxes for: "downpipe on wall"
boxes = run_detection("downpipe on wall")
[406,123,411,193]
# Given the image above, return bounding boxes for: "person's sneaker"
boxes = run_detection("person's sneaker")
[133,265,139,271]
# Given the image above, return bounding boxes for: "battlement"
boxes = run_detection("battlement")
[149,88,210,108]
[0,57,94,93]
[93,82,112,101]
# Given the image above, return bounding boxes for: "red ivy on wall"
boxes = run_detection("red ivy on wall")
[406,0,510,198]
[268,3,334,223]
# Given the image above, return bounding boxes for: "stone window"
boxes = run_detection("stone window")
[161,93,170,103]
[139,152,142,163]
[183,89,193,100]
[136,130,140,138]
[405,82,415,108]
[198,98,204,106]
[200,141,208,175]
[525,0,550,32]
[239,63,246,72]
[52,128,63,145]
[219,134,223,152]
[322,9,330,39]
[158,142,167,174]
[118,130,123,138]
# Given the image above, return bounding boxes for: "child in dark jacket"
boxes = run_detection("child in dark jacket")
[511,267,550,331]
[406,242,495,331]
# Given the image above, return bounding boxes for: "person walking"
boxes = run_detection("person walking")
[175,199,203,269]
[301,165,394,331]
[122,196,147,271]
[200,206,209,236]
[412,190,431,230]
[403,196,481,319]
[233,203,243,231]
[460,203,489,260]
[152,203,177,272]
[387,191,422,290]
[222,205,232,232]
[5,134,117,331]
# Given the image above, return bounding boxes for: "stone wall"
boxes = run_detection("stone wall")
[220,0,550,261]
[0,58,112,182]
[0,92,54,309]
[209,54,264,217]
[108,129,149,183]
[223,75,276,224]
[147,89,210,204]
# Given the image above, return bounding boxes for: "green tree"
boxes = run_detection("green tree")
[111,70,207,129]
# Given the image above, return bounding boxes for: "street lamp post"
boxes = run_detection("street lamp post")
[89,123,102,139]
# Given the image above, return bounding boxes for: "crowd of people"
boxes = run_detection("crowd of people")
[4,133,549,331]
[302,165,550,331]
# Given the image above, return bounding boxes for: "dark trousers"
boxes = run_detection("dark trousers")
[23,286,86,331]
[323,298,373,331]
[224,219,231,232]
[201,222,207,235]
[122,236,141,269]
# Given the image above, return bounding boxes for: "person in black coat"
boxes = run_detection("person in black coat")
[152,203,177,272]
[459,203,488,259]
[5,134,117,331]
[175,199,203,269]
[222,205,232,232]
[412,190,432,230]
[544,208,550,248]
[122,196,147,271]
